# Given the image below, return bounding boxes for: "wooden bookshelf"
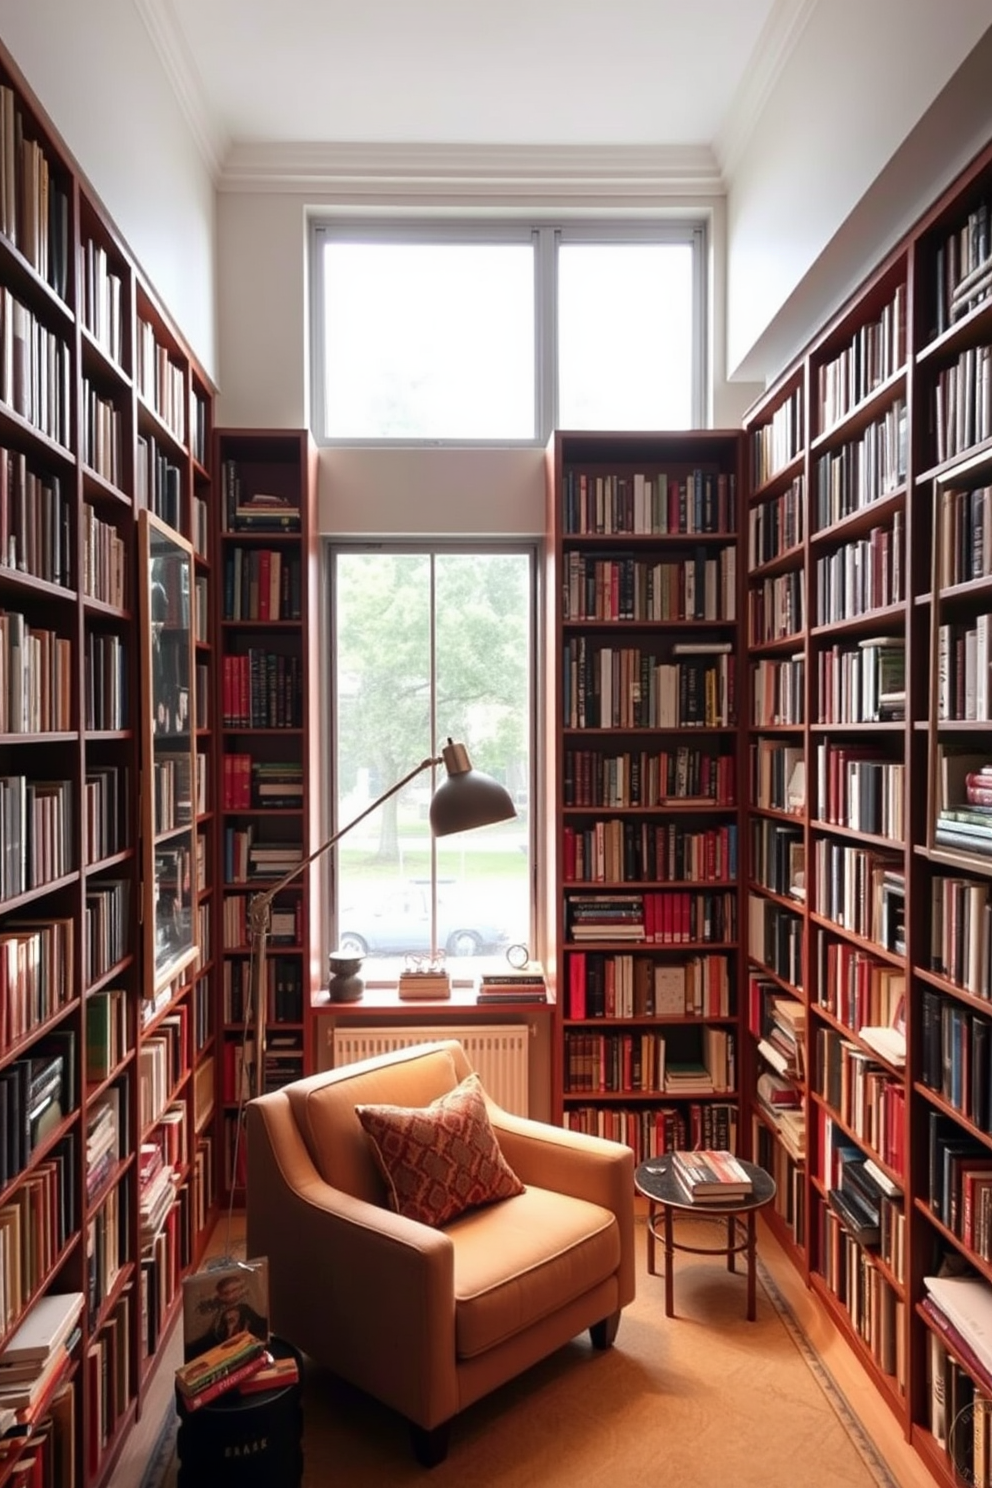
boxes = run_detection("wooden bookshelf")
[0,36,218,1488]
[546,430,745,1166]
[741,135,992,1486]
[213,429,319,1199]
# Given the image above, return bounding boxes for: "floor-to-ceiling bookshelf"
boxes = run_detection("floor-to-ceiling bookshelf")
[546,430,746,1165]
[0,39,218,1487]
[739,136,992,1488]
[214,428,319,1201]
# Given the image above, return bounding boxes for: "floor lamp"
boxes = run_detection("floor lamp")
[244,738,516,1101]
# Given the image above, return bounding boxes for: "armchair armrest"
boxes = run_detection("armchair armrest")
[487,1105,636,1307]
[246,1096,460,1428]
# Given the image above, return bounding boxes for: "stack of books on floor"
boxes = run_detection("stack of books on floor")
[0,1291,84,1439]
[671,1148,753,1203]
[477,963,547,1003]
[175,1330,276,1411]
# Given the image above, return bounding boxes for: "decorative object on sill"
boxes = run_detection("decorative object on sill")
[327,950,365,1004]
[398,952,453,1001]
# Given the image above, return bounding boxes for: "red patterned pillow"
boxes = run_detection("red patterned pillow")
[355,1071,524,1227]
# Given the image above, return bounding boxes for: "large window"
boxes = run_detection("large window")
[311,221,704,443]
[330,546,533,983]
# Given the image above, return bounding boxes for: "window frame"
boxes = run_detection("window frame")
[309,217,707,447]
[323,536,540,986]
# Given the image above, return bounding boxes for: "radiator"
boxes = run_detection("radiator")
[329,1026,530,1116]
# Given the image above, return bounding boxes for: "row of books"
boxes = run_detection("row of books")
[566,889,737,945]
[817,286,906,430]
[222,755,303,811]
[221,652,303,730]
[747,567,804,645]
[562,638,736,730]
[562,820,738,887]
[561,548,737,623]
[223,546,302,623]
[0,455,69,588]
[566,951,731,1021]
[750,651,804,727]
[564,1027,735,1096]
[816,636,906,724]
[563,745,736,808]
[747,473,805,569]
[813,398,907,531]
[562,467,735,537]
[565,1101,738,1164]
[751,387,803,486]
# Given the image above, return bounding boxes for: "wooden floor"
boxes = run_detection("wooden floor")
[756,1223,935,1488]
[107,1210,937,1488]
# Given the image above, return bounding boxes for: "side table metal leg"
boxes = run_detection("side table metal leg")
[727,1213,735,1272]
[746,1211,757,1322]
[647,1200,656,1276]
[664,1203,674,1318]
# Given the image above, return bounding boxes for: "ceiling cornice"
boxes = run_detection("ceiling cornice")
[132,0,228,177]
[216,142,725,199]
[714,0,818,181]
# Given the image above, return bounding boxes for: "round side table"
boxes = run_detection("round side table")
[175,1337,304,1488]
[634,1156,777,1322]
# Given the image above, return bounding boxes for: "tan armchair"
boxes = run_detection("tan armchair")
[246,1040,635,1465]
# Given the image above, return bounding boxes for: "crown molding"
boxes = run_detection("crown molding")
[132,0,228,177]
[216,141,725,200]
[714,0,818,181]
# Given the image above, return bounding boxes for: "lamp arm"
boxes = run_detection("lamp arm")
[247,753,440,937]
[245,754,440,1097]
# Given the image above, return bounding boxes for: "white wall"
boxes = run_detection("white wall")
[726,0,992,383]
[215,183,759,534]
[0,0,218,380]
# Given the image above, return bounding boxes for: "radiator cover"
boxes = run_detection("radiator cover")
[328,1025,530,1116]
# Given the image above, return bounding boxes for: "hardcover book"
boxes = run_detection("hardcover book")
[671,1148,752,1201]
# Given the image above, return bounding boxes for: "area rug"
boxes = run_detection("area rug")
[138,1222,900,1488]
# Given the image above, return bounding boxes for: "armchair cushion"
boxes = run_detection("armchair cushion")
[356,1071,524,1227]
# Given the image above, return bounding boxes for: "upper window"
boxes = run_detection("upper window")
[310,221,705,444]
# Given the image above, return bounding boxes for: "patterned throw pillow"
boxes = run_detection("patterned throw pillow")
[355,1071,525,1227]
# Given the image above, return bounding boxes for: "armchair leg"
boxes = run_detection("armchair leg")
[410,1421,451,1467]
[589,1310,621,1349]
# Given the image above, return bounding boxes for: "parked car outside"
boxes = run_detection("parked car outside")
[337,881,511,958]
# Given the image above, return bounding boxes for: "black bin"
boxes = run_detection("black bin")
[175,1339,303,1488]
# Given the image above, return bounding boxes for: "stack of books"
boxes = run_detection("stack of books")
[0,1291,83,1436]
[175,1330,269,1411]
[671,1148,753,1203]
[477,964,547,1004]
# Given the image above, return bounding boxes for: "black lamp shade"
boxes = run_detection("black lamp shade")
[429,739,517,837]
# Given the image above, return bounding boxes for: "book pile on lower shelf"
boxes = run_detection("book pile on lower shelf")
[671,1148,753,1203]
[0,1292,83,1440]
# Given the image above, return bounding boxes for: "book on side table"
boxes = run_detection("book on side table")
[671,1149,753,1203]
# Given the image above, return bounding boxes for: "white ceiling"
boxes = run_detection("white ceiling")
[139,0,802,170]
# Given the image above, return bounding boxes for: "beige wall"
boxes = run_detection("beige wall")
[215,185,759,533]
[0,0,218,380]
[726,0,992,383]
